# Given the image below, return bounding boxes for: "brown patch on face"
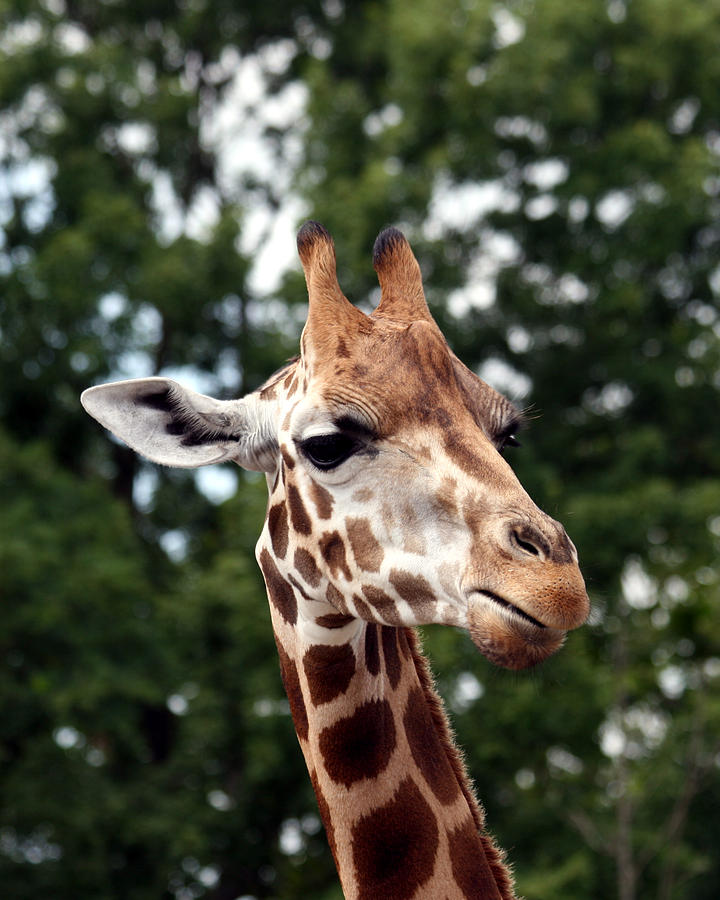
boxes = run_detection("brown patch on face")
[435,476,459,519]
[346,517,384,572]
[287,483,312,535]
[403,685,461,805]
[294,547,321,587]
[276,641,308,741]
[447,817,503,899]
[326,582,344,608]
[352,487,374,504]
[402,531,426,555]
[287,573,313,604]
[353,592,375,621]
[319,698,396,787]
[316,612,355,629]
[364,623,380,676]
[283,370,299,399]
[436,563,457,599]
[259,548,297,625]
[319,530,352,580]
[310,770,337,863]
[280,443,296,470]
[336,336,351,358]
[361,584,403,624]
[260,382,277,401]
[381,626,401,690]
[389,569,436,616]
[271,468,281,495]
[352,777,439,900]
[303,643,356,705]
[444,425,483,477]
[381,501,396,531]
[310,480,334,519]
[463,499,492,564]
[267,502,289,559]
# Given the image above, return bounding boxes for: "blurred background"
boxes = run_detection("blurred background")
[1,1,719,898]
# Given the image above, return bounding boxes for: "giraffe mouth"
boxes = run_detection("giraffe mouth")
[474,590,546,630]
[467,589,565,670]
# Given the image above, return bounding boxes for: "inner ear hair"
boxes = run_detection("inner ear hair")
[139,385,240,448]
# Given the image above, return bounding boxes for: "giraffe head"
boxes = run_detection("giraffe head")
[82,222,588,670]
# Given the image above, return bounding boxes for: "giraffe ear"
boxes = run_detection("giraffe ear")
[372,227,434,323]
[81,377,278,472]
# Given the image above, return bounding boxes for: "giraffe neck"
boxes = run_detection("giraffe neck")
[262,566,515,900]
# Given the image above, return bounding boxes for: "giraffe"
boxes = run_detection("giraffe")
[81,222,589,900]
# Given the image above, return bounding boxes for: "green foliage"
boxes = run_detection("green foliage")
[2,0,720,898]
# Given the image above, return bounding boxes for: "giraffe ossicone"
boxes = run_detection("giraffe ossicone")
[82,222,589,899]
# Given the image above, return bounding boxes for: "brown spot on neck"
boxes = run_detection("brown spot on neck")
[275,640,308,741]
[302,643,356,705]
[380,626,401,689]
[319,699,396,787]
[447,818,506,899]
[403,684,461,805]
[364,623,380,676]
[310,770,338,863]
[352,777,439,899]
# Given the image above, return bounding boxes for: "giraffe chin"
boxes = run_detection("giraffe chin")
[467,592,566,670]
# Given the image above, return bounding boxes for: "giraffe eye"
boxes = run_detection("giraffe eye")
[499,433,521,453]
[300,433,361,470]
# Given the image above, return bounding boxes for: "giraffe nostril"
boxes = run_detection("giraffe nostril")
[509,526,548,560]
[514,533,539,556]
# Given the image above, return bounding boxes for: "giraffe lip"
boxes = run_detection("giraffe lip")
[474,590,547,630]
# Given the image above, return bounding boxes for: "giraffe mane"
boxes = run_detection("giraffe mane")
[405,626,517,900]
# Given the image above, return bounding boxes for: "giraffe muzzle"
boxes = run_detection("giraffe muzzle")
[466,589,567,670]
[464,554,589,670]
